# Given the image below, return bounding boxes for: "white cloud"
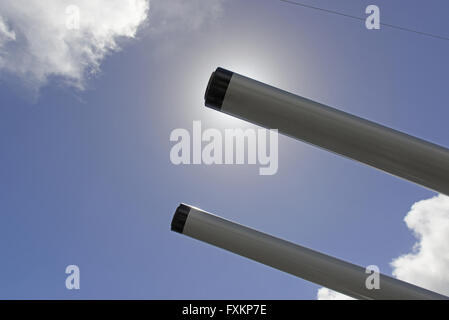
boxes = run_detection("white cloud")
[317,194,449,300]
[317,288,354,300]
[391,194,449,296]
[0,0,149,89]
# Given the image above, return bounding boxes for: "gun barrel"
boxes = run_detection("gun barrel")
[205,68,449,196]
[171,203,447,300]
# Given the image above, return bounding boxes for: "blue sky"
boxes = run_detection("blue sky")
[1,0,449,299]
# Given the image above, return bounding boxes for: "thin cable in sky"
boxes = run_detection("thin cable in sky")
[279,0,449,41]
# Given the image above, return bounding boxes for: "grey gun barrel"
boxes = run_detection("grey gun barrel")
[171,203,448,300]
[204,68,449,196]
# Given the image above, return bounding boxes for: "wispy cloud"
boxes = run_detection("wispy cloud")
[317,194,449,300]
[148,0,225,34]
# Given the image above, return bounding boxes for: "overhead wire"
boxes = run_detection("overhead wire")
[279,0,449,41]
